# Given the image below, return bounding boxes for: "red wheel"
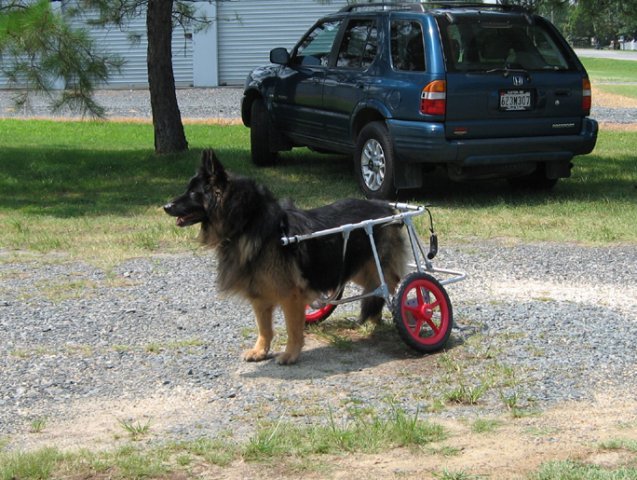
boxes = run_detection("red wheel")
[392,272,453,353]
[305,291,341,324]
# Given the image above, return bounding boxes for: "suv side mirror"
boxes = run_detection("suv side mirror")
[270,47,290,65]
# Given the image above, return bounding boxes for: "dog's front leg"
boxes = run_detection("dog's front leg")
[277,294,306,365]
[243,300,274,362]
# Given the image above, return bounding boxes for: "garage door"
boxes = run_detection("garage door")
[217,0,346,86]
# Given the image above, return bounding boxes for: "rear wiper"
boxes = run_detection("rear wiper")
[485,65,531,81]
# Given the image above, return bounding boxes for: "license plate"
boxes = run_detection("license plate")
[499,90,531,111]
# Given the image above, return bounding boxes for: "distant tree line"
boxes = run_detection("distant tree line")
[507,0,637,48]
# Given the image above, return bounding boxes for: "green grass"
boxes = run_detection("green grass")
[580,57,637,99]
[533,460,637,480]
[596,84,637,99]
[1,119,636,266]
[581,57,637,83]
[0,407,446,479]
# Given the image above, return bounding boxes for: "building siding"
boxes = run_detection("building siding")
[0,0,347,89]
[217,0,347,86]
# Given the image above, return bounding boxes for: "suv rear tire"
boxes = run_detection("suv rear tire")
[250,99,277,166]
[355,121,397,200]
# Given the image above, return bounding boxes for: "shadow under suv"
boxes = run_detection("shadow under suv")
[241,2,598,199]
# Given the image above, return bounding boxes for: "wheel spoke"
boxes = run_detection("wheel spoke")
[423,316,440,334]
[412,317,425,335]
[373,172,382,189]
[407,286,441,336]
[404,303,421,316]
[415,285,425,305]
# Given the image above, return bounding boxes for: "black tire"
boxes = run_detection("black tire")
[508,164,559,190]
[250,99,277,166]
[354,121,397,200]
[392,272,453,353]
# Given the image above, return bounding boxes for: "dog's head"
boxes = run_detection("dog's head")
[164,149,229,243]
[164,149,281,248]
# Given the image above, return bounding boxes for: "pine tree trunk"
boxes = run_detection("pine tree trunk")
[146,0,188,154]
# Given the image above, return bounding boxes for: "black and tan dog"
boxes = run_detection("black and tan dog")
[164,149,407,364]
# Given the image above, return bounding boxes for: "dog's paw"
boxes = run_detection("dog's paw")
[242,348,269,362]
[275,351,300,365]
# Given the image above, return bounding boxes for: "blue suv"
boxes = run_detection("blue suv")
[241,3,598,199]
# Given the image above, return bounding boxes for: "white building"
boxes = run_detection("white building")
[0,0,348,89]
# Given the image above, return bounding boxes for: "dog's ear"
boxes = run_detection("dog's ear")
[201,149,227,188]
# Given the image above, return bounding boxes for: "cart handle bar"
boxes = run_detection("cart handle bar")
[280,203,427,246]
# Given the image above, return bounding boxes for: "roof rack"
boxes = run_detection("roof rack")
[339,3,426,13]
[339,1,529,14]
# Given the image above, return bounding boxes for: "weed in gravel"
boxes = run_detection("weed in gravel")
[600,438,637,453]
[532,460,637,480]
[444,382,489,405]
[429,445,463,457]
[118,418,151,441]
[471,418,502,434]
[143,339,204,354]
[9,346,53,359]
[29,418,47,434]
[28,278,97,303]
[179,437,238,467]
[434,469,480,480]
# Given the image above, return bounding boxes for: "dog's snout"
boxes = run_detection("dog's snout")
[163,203,174,214]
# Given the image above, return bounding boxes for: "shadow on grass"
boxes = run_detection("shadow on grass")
[1,144,635,218]
[399,153,636,206]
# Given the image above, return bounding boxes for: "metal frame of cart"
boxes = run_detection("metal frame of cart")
[281,203,466,353]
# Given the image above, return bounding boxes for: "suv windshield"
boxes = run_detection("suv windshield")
[442,20,571,72]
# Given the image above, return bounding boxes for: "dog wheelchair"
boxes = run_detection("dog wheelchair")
[280,203,466,353]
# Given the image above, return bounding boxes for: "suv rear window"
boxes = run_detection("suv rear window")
[443,21,570,72]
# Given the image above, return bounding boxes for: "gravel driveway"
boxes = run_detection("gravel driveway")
[1,242,636,451]
[0,86,635,124]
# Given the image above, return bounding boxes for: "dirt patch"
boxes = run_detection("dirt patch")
[329,396,637,479]
[600,122,637,132]
[14,390,637,478]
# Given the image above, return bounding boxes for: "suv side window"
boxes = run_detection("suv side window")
[336,19,378,69]
[391,20,425,72]
[293,20,342,67]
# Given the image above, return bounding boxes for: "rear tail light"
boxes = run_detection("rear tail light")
[420,80,446,116]
[582,77,592,115]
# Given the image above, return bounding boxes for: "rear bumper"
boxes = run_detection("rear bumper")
[387,117,599,166]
